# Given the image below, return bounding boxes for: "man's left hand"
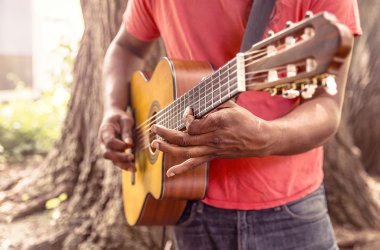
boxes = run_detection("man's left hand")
[150,101,274,177]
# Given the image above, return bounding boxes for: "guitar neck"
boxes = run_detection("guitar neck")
[155,57,246,131]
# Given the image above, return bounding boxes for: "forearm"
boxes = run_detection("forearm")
[102,43,144,114]
[102,26,153,116]
[265,95,340,155]
[263,47,353,156]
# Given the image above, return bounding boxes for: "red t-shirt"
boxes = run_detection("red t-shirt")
[124,0,362,209]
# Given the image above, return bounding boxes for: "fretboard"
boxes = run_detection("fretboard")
[155,58,245,131]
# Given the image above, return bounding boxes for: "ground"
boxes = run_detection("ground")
[1,159,380,250]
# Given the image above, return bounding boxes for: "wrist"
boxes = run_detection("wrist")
[257,119,282,157]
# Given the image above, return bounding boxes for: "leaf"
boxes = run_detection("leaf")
[59,193,68,201]
[45,192,69,210]
[45,198,61,210]
[21,193,30,202]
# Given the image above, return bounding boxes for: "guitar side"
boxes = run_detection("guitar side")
[122,58,213,225]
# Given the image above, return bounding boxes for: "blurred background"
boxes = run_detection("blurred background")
[0,0,82,162]
[0,0,379,250]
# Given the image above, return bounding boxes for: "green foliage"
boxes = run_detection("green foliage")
[0,89,69,162]
[0,41,75,162]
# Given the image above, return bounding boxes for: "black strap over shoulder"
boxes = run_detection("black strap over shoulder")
[240,0,277,52]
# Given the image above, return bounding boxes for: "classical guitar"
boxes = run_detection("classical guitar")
[122,12,353,226]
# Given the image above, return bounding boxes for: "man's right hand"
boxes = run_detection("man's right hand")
[99,108,135,172]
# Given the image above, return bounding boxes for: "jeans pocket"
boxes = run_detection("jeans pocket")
[176,201,202,227]
[283,186,328,221]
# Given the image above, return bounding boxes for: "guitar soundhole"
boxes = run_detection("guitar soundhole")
[147,101,160,164]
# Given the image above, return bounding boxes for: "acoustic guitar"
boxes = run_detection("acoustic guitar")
[122,12,353,226]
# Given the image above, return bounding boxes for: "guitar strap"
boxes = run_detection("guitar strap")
[240,0,277,52]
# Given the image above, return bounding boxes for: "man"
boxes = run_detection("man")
[99,0,361,249]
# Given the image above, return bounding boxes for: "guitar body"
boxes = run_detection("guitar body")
[122,58,213,225]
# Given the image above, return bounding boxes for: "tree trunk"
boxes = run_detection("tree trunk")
[57,0,165,248]
[324,0,380,230]
[0,0,165,249]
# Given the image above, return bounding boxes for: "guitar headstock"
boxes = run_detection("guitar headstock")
[241,11,353,99]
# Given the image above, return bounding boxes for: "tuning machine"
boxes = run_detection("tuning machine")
[305,11,314,18]
[301,84,317,99]
[321,75,337,95]
[282,89,300,99]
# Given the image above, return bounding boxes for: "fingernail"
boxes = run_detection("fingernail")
[124,138,133,146]
[151,141,159,149]
[167,172,175,177]
[151,125,157,133]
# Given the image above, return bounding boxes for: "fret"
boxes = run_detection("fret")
[218,69,222,105]
[201,80,207,114]
[160,109,165,127]
[211,74,214,108]
[227,63,231,98]
[196,85,201,116]
[228,61,236,95]
[178,95,183,129]
[154,57,245,132]
[220,64,228,104]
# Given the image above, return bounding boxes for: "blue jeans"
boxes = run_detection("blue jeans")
[174,186,338,250]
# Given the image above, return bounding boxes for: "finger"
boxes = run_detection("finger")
[151,139,215,160]
[103,149,134,163]
[100,124,127,151]
[166,156,211,177]
[182,107,195,131]
[120,110,134,146]
[216,100,237,109]
[151,125,181,143]
[152,126,222,147]
[99,123,118,143]
[114,161,136,172]
[186,112,223,135]
[151,125,202,146]
[105,138,128,151]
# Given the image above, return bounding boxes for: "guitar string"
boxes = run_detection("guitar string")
[133,49,268,133]
[133,45,290,135]
[132,40,306,145]
[133,48,271,132]
[133,41,294,134]
[134,61,309,150]
[132,61,303,146]
[134,75,247,151]
[133,59,306,143]
[131,32,309,148]
[133,63,309,150]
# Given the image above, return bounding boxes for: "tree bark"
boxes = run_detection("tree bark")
[323,0,380,230]
[8,0,165,249]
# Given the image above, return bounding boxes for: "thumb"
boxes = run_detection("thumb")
[216,100,237,110]
[120,107,134,146]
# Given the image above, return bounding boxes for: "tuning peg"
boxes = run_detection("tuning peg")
[286,21,293,28]
[287,65,297,77]
[265,88,278,96]
[301,84,317,99]
[282,89,300,99]
[306,58,317,72]
[268,69,278,82]
[305,11,314,18]
[323,75,337,95]
[267,30,275,37]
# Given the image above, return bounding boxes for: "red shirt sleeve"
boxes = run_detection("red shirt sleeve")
[309,0,362,36]
[123,0,160,41]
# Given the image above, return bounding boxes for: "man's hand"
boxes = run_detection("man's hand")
[99,108,135,171]
[150,101,274,177]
